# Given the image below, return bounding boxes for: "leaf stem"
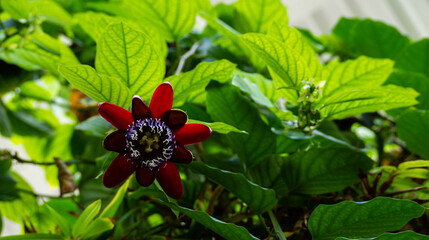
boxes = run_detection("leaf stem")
[268,210,286,240]
[2,151,95,166]
[175,41,199,75]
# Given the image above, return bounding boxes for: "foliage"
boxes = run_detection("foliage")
[0,0,428,240]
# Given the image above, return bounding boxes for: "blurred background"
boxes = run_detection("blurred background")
[2,0,429,236]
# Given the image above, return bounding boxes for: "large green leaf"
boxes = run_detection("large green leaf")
[187,119,247,134]
[162,202,259,240]
[0,234,64,240]
[167,60,235,105]
[283,147,373,194]
[72,200,102,238]
[1,0,32,20]
[7,109,53,137]
[308,197,425,240]
[317,85,419,120]
[248,156,288,194]
[241,33,312,90]
[321,56,394,98]
[95,22,165,99]
[0,174,19,201]
[59,65,132,108]
[385,70,429,110]
[206,83,276,168]
[327,18,410,59]
[189,161,277,213]
[395,39,429,77]
[396,110,429,159]
[335,231,429,240]
[234,0,288,34]
[104,0,197,41]
[75,11,167,58]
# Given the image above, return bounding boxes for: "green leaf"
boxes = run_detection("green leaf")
[45,205,72,237]
[187,119,247,134]
[0,174,19,201]
[161,201,259,240]
[398,160,429,170]
[33,0,72,27]
[328,18,410,59]
[385,70,429,110]
[72,199,102,238]
[396,110,429,159]
[58,65,132,108]
[206,83,276,168]
[321,56,394,98]
[0,234,64,240]
[199,11,264,69]
[241,33,313,91]
[75,116,112,138]
[99,179,129,218]
[248,156,288,194]
[283,147,373,194]
[167,60,236,105]
[395,39,429,77]
[95,22,165,99]
[109,0,197,41]
[7,109,53,137]
[232,73,273,107]
[80,218,114,239]
[317,85,419,120]
[234,70,277,103]
[190,161,277,213]
[308,197,425,240]
[1,0,32,20]
[335,231,429,240]
[0,101,12,137]
[234,0,288,34]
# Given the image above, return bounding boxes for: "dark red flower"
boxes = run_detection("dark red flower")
[98,82,211,199]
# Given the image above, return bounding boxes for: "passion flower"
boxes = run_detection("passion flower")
[98,82,211,199]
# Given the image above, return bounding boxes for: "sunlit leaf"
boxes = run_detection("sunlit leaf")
[75,116,112,139]
[322,56,394,98]
[234,0,288,34]
[167,60,236,105]
[398,160,429,170]
[308,197,425,240]
[232,73,273,107]
[190,161,277,213]
[99,179,129,218]
[95,22,165,98]
[0,234,64,240]
[45,205,72,237]
[81,218,114,239]
[317,85,418,120]
[187,119,247,134]
[162,201,259,240]
[72,199,102,238]
[59,64,132,108]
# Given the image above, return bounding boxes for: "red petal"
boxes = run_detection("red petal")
[103,129,127,153]
[170,145,193,164]
[103,154,136,188]
[174,123,212,145]
[136,166,156,186]
[98,102,133,130]
[149,82,173,119]
[162,109,188,131]
[132,96,151,121]
[156,162,183,199]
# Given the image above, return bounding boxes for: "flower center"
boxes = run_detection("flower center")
[125,118,176,169]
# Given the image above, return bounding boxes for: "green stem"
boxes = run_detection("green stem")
[258,214,274,237]
[268,210,286,240]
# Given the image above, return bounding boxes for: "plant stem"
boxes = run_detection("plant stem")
[258,214,274,237]
[2,151,95,166]
[175,42,199,75]
[268,210,286,240]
